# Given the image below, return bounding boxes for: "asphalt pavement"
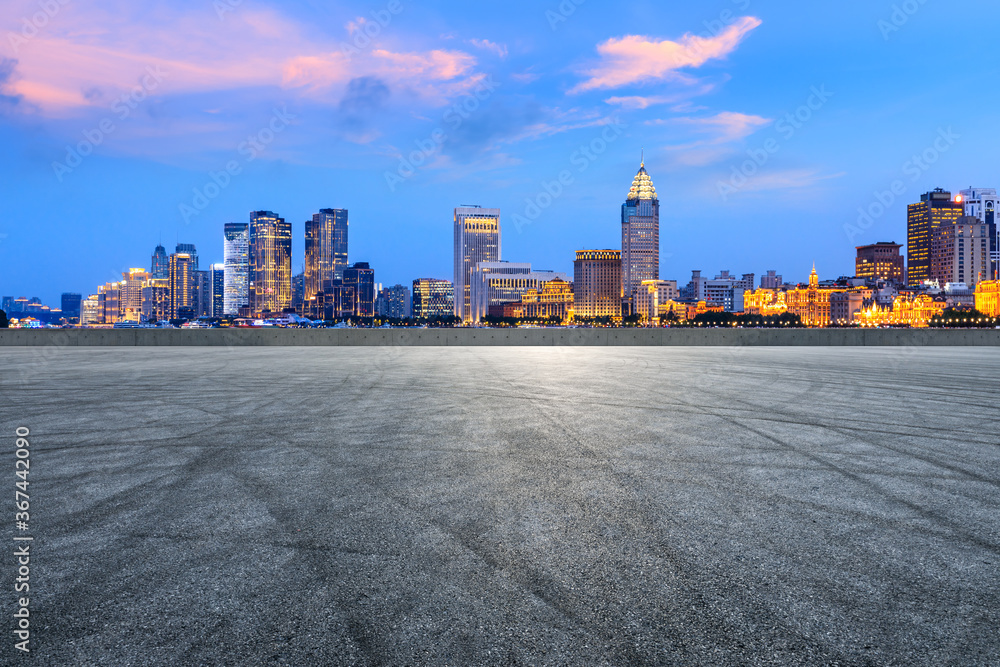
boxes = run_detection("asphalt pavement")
[1,346,998,666]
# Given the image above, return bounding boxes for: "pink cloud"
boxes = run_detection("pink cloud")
[672,111,772,143]
[0,4,482,116]
[570,17,762,93]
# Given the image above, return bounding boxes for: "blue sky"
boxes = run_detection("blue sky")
[1,0,996,306]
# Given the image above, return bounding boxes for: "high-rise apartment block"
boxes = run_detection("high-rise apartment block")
[907,189,963,287]
[856,242,905,284]
[622,162,660,313]
[377,284,412,319]
[412,279,454,319]
[249,211,292,316]
[454,207,500,322]
[574,250,622,319]
[931,217,991,287]
[959,187,999,280]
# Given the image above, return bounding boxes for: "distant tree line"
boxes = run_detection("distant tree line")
[929,308,999,328]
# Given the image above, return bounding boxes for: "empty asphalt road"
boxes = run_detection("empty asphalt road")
[1,346,998,666]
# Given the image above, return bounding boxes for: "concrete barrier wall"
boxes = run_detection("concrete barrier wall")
[0,328,999,346]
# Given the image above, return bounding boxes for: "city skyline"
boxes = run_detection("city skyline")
[3,1,1000,307]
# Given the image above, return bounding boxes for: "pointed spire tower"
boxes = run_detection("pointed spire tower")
[622,156,660,313]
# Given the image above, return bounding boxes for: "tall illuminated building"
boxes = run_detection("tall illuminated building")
[151,245,169,280]
[931,217,991,287]
[223,222,250,315]
[141,279,170,323]
[412,279,454,319]
[856,242,905,284]
[343,262,375,317]
[454,206,500,322]
[959,188,999,280]
[121,269,149,321]
[907,189,963,287]
[377,284,411,319]
[211,264,225,317]
[249,211,292,316]
[305,209,349,308]
[622,161,660,313]
[176,243,199,271]
[169,254,193,318]
[574,250,622,319]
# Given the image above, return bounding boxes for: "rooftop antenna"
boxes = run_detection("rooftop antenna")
[641,148,644,167]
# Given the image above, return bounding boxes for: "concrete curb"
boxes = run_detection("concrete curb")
[1,328,999,346]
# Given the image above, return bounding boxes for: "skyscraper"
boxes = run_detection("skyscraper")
[304,208,349,309]
[622,161,660,314]
[931,217,991,287]
[959,188,999,280]
[412,279,454,319]
[211,264,225,317]
[121,269,149,321]
[176,243,199,271]
[907,189,963,287]
[223,222,250,316]
[249,211,292,316]
[169,253,193,318]
[454,206,500,322]
[574,250,622,319]
[343,262,375,317]
[60,293,82,323]
[151,244,169,280]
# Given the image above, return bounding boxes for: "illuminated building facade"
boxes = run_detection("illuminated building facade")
[305,208,349,308]
[785,267,835,327]
[454,207,501,322]
[470,262,569,323]
[854,295,946,328]
[975,280,1000,317]
[223,222,250,316]
[636,279,679,322]
[574,250,622,319]
[343,262,375,317]
[743,289,787,316]
[412,279,454,319]
[98,281,122,324]
[81,294,102,325]
[141,279,170,322]
[169,253,193,318]
[855,242,905,284]
[249,211,292,316]
[120,269,149,322]
[519,279,574,322]
[907,189,963,287]
[151,244,169,280]
[960,187,999,280]
[622,162,659,313]
[931,217,991,288]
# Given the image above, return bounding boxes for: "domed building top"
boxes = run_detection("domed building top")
[627,162,658,201]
